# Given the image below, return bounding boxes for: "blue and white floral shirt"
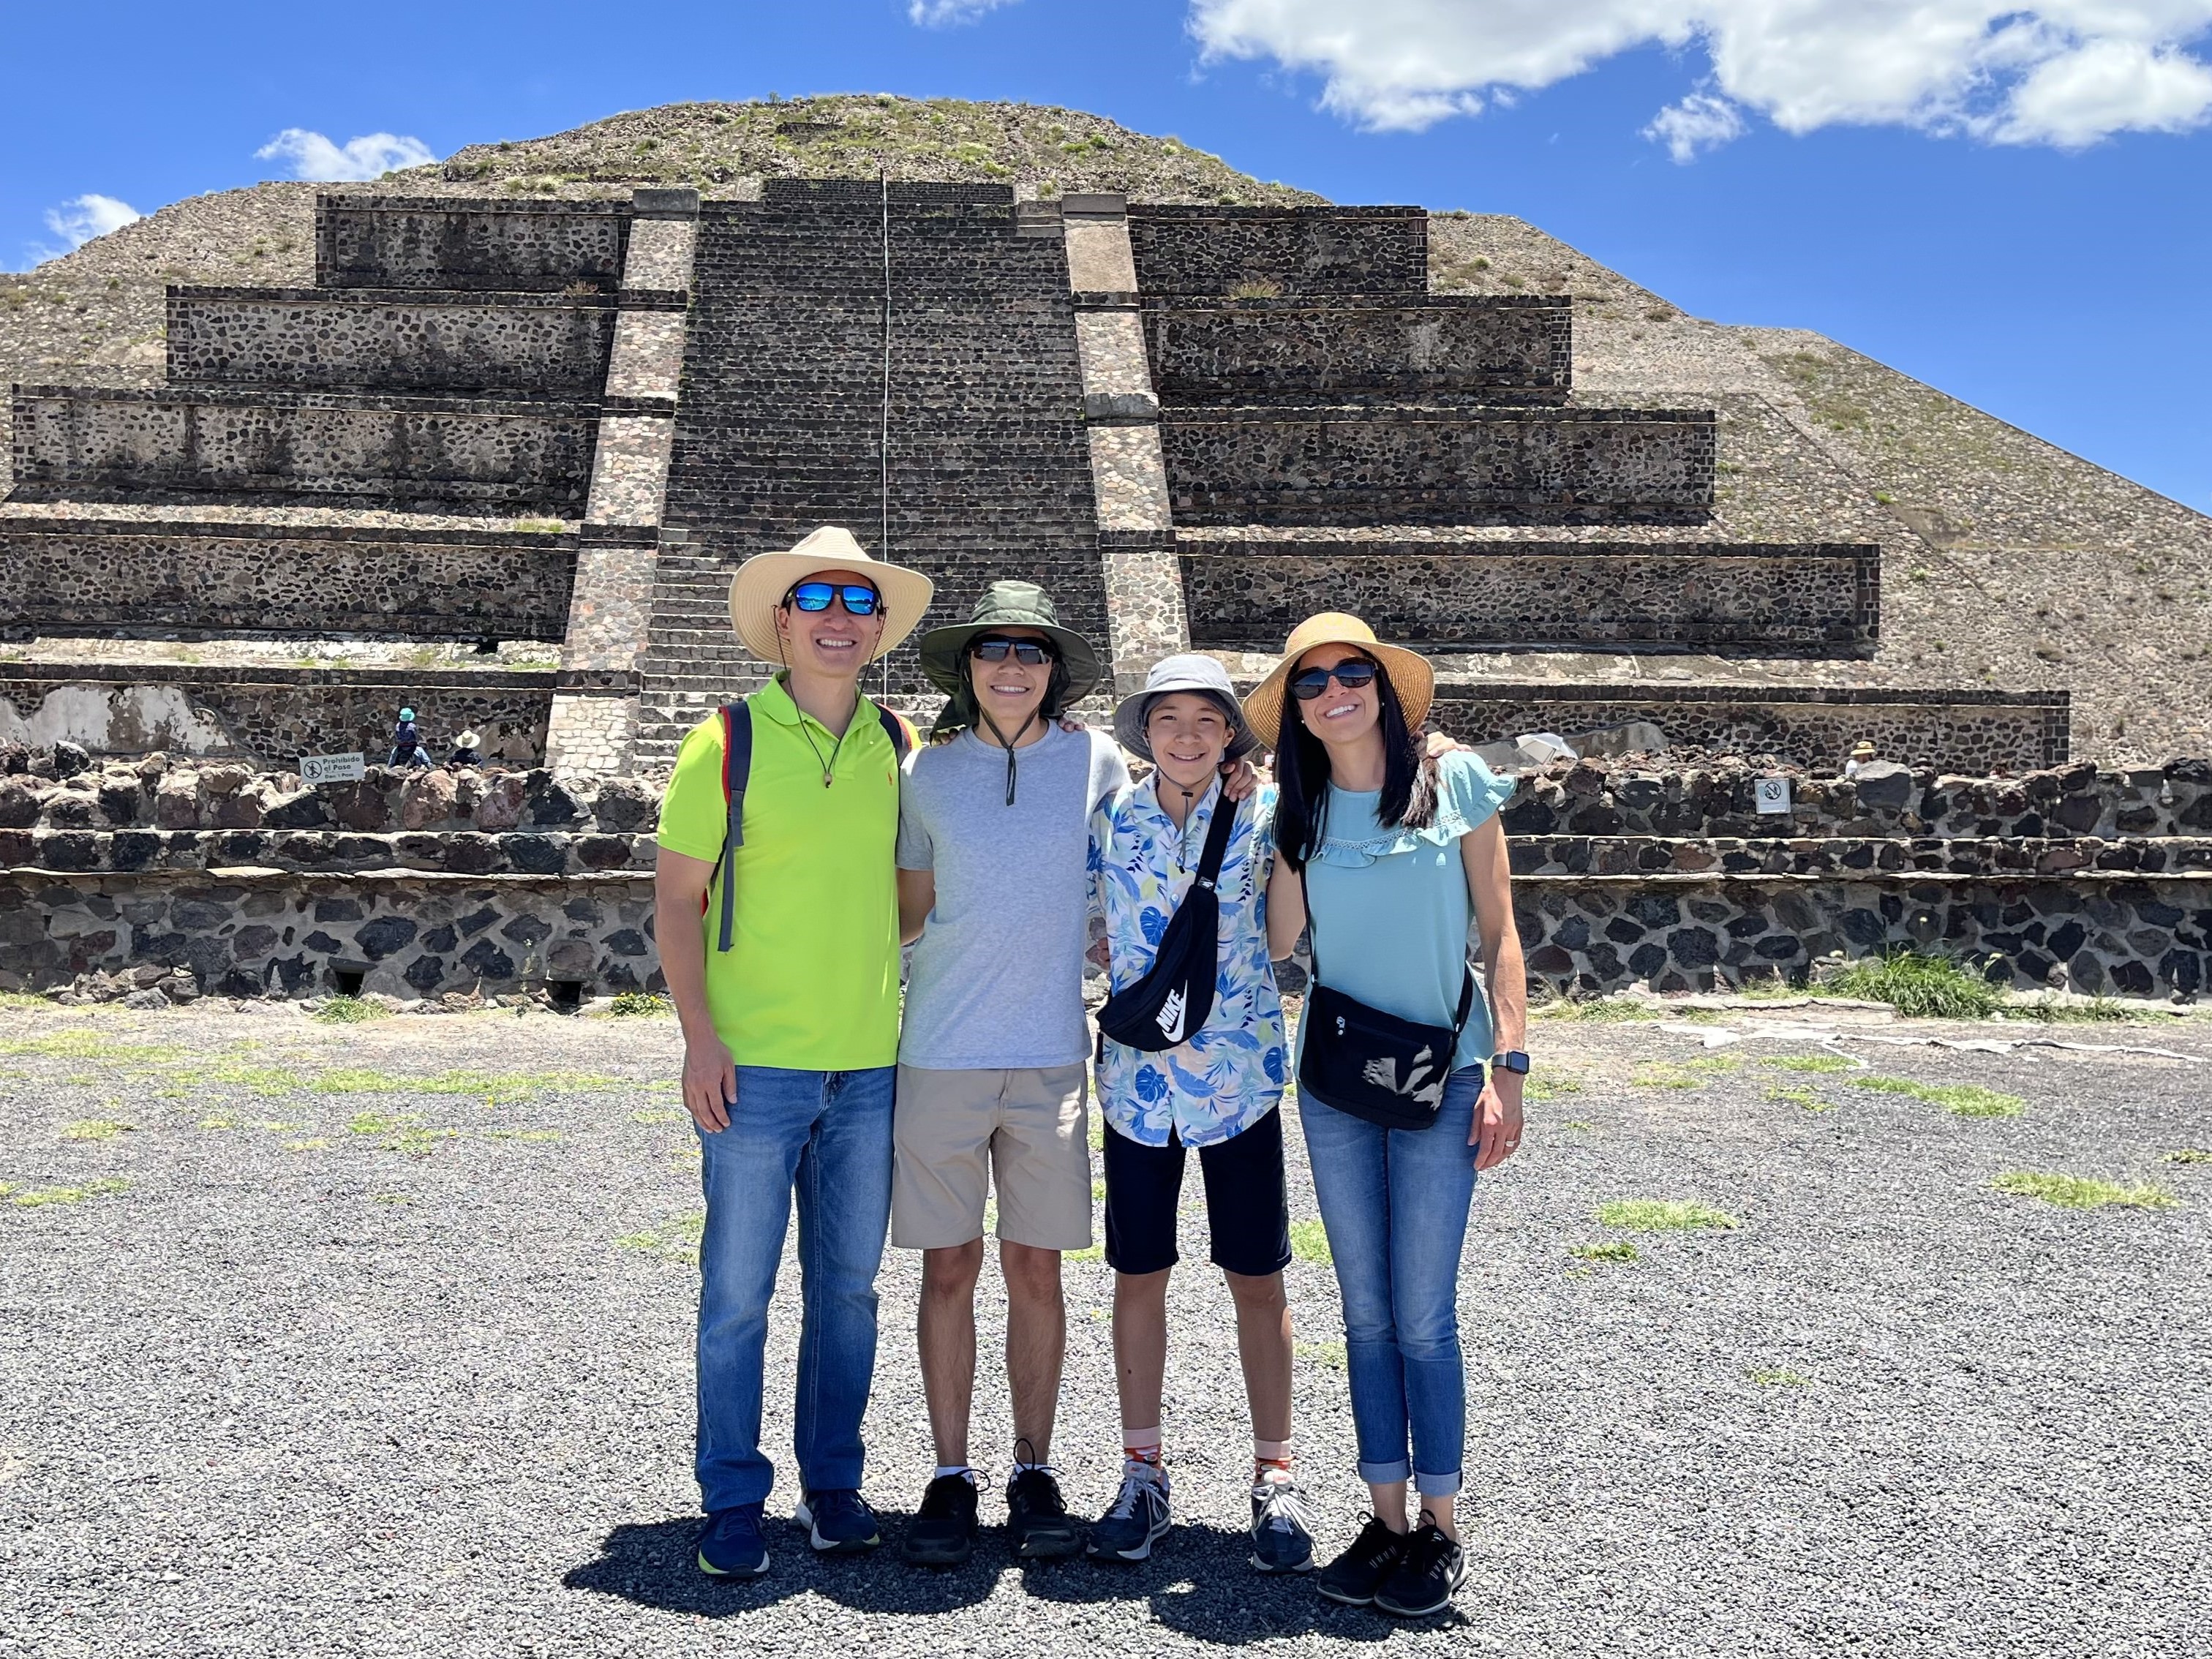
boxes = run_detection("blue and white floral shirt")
[1088,778,1286,1148]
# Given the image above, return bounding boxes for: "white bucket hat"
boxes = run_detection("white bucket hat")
[725,526,936,666]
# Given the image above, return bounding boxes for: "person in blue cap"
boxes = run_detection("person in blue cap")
[387,708,431,770]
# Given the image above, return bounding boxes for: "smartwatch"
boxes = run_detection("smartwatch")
[1489,1050,1531,1075]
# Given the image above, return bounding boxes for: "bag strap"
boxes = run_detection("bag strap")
[1189,786,1238,892]
[715,701,754,953]
[713,699,907,954]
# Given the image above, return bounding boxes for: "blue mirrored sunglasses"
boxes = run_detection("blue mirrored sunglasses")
[785,581,881,617]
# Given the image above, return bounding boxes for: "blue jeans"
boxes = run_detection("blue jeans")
[1298,1067,1482,1497]
[695,1065,895,1512]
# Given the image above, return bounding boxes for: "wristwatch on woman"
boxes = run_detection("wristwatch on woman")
[1490,1050,1531,1075]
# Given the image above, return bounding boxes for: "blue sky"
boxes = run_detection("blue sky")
[6,0,2208,511]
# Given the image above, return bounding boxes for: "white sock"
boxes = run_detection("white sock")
[934,1464,977,1485]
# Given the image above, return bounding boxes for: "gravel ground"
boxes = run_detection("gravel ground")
[1,998,2207,1658]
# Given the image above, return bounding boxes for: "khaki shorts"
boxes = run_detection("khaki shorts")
[892,1064,1094,1252]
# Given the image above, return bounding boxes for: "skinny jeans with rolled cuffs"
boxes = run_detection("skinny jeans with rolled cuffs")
[1298,1066,1483,1497]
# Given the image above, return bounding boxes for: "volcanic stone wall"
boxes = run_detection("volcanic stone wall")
[10,385,595,512]
[166,287,620,396]
[1126,205,1427,296]
[1159,405,1715,524]
[1183,539,1876,652]
[1143,296,1570,402]
[4,517,576,641]
[639,180,1102,760]
[315,197,631,292]
[0,666,552,765]
[1429,685,2068,775]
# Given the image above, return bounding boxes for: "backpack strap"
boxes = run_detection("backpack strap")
[1191,788,1238,893]
[711,700,906,955]
[715,701,753,953]
[876,702,914,764]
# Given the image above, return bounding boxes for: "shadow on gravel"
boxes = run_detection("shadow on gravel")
[565,1516,990,1615]
[1023,1521,1436,1645]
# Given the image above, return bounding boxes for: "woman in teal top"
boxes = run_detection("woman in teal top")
[1252,613,1530,1621]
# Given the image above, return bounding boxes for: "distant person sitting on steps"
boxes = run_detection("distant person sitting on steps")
[448,729,483,769]
[388,708,432,770]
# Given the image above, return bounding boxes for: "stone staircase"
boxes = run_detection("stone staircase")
[635,179,1101,767]
[1120,204,2066,772]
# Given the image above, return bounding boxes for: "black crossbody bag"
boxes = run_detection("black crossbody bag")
[1298,917,1477,1131]
[1095,793,1239,1053]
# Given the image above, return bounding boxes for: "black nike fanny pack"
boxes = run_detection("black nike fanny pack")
[1095,794,1238,1054]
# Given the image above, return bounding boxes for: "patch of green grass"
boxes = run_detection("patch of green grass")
[283,1137,329,1152]
[511,517,569,534]
[1530,996,1659,1023]
[1597,1199,1739,1232]
[618,1212,705,1264]
[1088,1115,1105,1151]
[2165,1149,2212,1165]
[631,1109,685,1125]
[2000,996,2141,1025]
[1295,1339,1347,1369]
[312,996,388,1025]
[1066,1242,1105,1263]
[1734,971,1801,1001]
[1850,1075,2026,1117]
[0,1031,180,1063]
[1766,1085,1834,1113]
[256,1120,303,1133]
[1748,1367,1811,1388]
[9,1177,129,1208]
[1629,1058,1739,1091]
[1824,951,2004,1020]
[1563,1119,1595,1132]
[0,991,55,1009]
[198,1114,236,1130]
[1761,1054,1859,1074]
[483,1129,561,1143]
[1568,1241,1639,1263]
[311,1068,622,1102]
[347,1111,424,1135]
[1288,1219,1333,1264]
[1991,1172,2178,1211]
[383,1128,462,1156]
[606,991,672,1017]
[200,1064,301,1096]
[1525,1072,1584,1103]
[61,1118,135,1141]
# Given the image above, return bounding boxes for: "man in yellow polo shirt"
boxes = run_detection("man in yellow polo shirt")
[653,526,933,1578]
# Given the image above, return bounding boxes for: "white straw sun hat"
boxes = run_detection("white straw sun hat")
[725,526,936,666]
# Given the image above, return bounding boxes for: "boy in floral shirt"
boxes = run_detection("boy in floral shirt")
[1084,655,1313,1574]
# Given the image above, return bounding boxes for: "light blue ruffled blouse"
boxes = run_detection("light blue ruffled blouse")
[1295,750,1516,1075]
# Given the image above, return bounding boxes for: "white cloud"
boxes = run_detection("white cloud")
[257,129,437,181]
[42,193,142,251]
[908,0,1020,23]
[1189,1,2212,149]
[1644,91,1745,159]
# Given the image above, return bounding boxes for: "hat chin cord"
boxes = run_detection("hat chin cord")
[974,704,1042,806]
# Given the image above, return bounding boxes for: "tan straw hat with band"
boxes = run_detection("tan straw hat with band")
[1242,612,1435,752]
[726,525,936,666]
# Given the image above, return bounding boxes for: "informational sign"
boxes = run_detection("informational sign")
[1754,776,1793,816]
[300,752,367,786]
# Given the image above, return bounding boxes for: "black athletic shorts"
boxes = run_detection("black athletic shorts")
[1102,1106,1292,1279]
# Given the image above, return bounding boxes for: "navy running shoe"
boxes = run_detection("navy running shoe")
[794,1489,881,1554]
[696,1502,770,1577]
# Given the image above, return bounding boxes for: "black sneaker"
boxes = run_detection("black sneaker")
[1006,1463,1083,1560]
[1372,1522,1466,1617]
[901,1473,979,1568]
[1317,1513,1409,1606]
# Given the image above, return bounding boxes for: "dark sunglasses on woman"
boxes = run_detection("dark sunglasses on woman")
[784,581,882,617]
[1290,658,1380,700]
[968,636,1058,666]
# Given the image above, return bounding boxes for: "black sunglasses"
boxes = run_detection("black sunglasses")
[969,636,1058,666]
[785,581,881,617]
[1290,658,1380,701]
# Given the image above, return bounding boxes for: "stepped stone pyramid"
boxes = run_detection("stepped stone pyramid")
[8,97,2205,773]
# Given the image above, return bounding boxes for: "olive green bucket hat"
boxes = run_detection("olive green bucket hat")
[917,581,1105,702]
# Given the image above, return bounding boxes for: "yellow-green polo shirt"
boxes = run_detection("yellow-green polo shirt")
[655,676,912,1070]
